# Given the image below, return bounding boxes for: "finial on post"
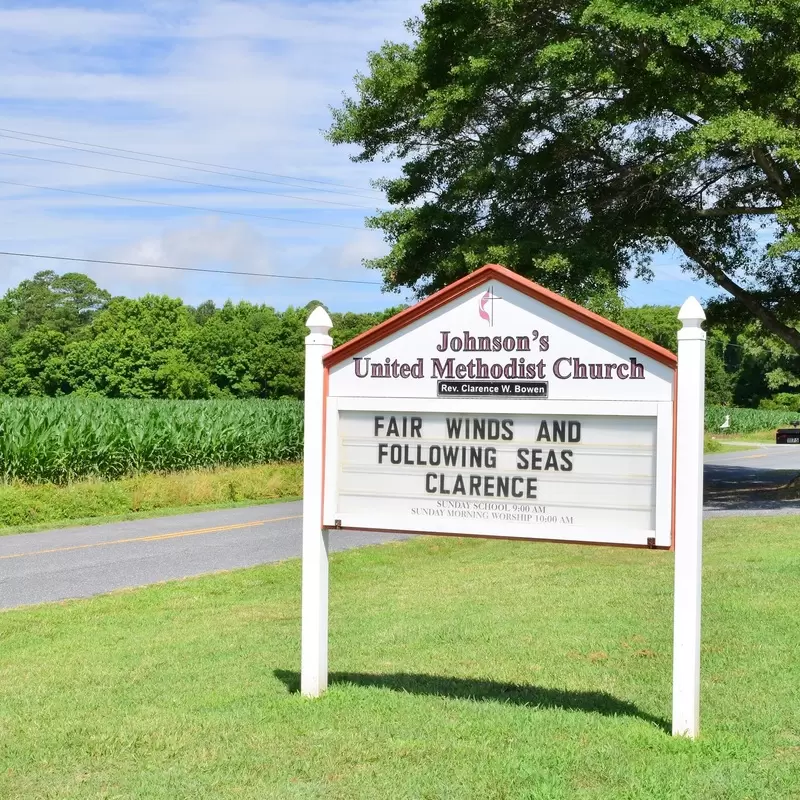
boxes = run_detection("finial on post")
[306,305,333,336]
[678,296,706,328]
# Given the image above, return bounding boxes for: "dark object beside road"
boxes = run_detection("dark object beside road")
[776,423,800,445]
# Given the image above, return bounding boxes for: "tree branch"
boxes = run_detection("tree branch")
[695,206,780,218]
[669,109,704,127]
[671,233,800,352]
[685,165,757,200]
[751,147,790,201]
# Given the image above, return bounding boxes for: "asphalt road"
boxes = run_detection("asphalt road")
[704,443,800,516]
[0,503,408,610]
[2,446,798,610]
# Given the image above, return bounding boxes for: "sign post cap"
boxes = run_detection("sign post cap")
[678,297,706,327]
[306,305,333,334]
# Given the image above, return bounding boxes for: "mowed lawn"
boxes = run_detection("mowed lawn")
[1,517,799,799]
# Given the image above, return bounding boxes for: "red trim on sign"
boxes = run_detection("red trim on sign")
[323,264,678,370]
[325,525,671,551]
[670,375,678,551]
[320,365,329,528]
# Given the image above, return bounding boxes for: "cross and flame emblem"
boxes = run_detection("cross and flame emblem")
[478,285,502,326]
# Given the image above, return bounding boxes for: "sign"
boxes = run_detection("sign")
[323,266,676,547]
[301,264,707,740]
[331,410,660,544]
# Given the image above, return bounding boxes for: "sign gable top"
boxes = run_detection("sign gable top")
[324,264,678,369]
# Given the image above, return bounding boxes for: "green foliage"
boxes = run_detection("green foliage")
[760,392,800,412]
[620,306,680,351]
[329,0,800,355]
[3,270,110,335]
[330,306,407,348]
[64,295,206,398]
[0,397,303,484]
[0,268,795,408]
[702,330,733,406]
[2,327,68,397]
[705,404,799,434]
[620,305,734,404]
[0,271,413,402]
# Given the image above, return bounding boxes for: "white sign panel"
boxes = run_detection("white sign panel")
[324,401,672,546]
[322,268,676,547]
[327,280,675,403]
[333,409,656,533]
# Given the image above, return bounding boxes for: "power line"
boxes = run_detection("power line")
[0,130,383,200]
[0,250,383,286]
[0,149,379,210]
[0,126,381,194]
[0,179,366,231]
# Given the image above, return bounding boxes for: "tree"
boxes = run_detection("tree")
[3,270,110,335]
[330,306,407,348]
[191,300,217,327]
[63,295,204,398]
[622,304,733,404]
[1,328,68,396]
[189,301,273,398]
[252,306,308,398]
[729,321,800,407]
[328,0,800,355]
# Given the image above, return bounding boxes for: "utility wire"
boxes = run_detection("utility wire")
[0,126,381,194]
[0,179,367,231]
[0,250,383,286]
[0,130,383,200]
[0,149,379,210]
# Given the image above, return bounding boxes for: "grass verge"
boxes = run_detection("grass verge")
[0,463,302,535]
[703,435,762,454]
[710,429,779,444]
[2,515,799,799]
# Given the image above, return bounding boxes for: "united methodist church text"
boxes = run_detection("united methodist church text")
[352,329,647,381]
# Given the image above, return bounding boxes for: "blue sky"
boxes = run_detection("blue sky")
[0,0,712,312]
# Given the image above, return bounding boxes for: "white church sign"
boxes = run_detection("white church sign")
[301,264,707,738]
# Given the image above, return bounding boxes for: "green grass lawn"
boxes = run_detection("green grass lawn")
[1,516,799,799]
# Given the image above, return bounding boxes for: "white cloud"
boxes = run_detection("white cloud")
[0,8,155,39]
[0,0,419,310]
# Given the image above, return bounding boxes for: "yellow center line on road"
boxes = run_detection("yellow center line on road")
[0,515,302,561]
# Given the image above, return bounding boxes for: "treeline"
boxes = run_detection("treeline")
[0,271,798,410]
[0,271,401,401]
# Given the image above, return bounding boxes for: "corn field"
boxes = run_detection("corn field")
[2,398,795,485]
[705,405,800,434]
[0,398,303,484]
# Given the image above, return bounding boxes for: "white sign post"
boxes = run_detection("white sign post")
[672,298,707,737]
[301,305,333,698]
[301,265,706,736]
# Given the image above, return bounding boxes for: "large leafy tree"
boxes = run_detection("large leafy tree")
[63,295,205,399]
[2,270,111,335]
[328,0,800,354]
